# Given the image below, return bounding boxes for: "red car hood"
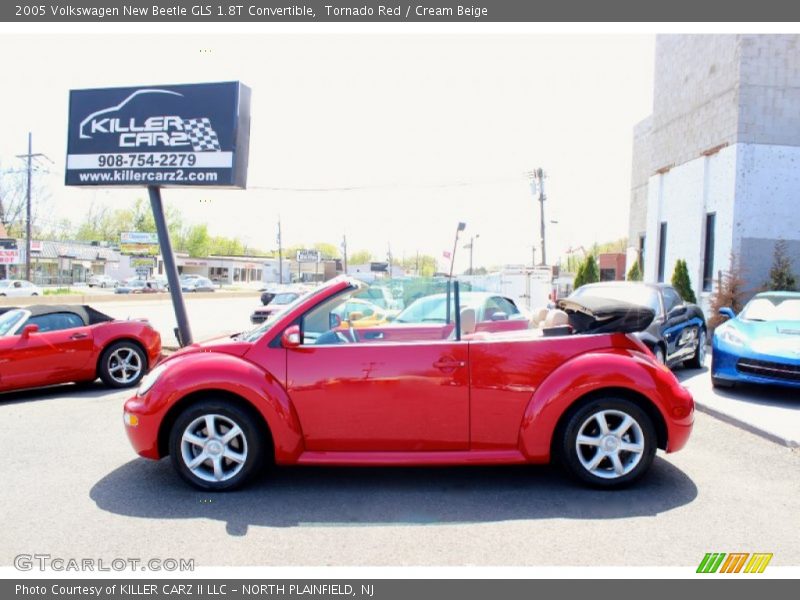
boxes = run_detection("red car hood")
[165,334,252,361]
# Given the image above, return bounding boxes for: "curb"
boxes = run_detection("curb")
[693,401,799,449]
[0,290,260,306]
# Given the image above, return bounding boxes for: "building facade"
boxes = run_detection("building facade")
[629,35,800,308]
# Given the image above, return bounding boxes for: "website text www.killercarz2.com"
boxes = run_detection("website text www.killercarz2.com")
[77,169,218,183]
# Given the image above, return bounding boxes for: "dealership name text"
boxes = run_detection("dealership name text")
[16,585,366,597]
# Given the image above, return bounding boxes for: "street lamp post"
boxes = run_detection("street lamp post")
[448,222,466,279]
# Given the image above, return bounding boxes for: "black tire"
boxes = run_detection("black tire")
[31,293,38,296]
[98,340,147,388]
[169,400,264,491]
[684,328,707,369]
[558,397,657,489]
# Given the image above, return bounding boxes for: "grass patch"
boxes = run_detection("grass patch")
[43,288,76,296]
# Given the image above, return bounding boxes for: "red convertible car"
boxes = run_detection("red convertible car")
[124,277,694,490]
[0,305,161,392]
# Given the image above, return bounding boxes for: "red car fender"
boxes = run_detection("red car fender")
[517,350,677,461]
[147,352,304,463]
[92,322,162,369]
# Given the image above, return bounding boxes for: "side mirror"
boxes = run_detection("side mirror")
[21,324,39,339]
[490,312,509,322]
[281,325,302,348]
[667,305,687,318]
[718,307,736,320]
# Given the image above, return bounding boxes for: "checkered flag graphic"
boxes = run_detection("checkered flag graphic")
[182,118,222,152]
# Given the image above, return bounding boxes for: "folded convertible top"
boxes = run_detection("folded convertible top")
[557,296,655,334]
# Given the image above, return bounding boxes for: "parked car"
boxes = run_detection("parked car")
[569,282,707,368]
[0,279,42,297]
[124,276,694,491]
[0,304,161,391]
[250,291,304,324]
[115,279,167,294]
[711,291,800,389]
[87,274,118,288]
[181,277,215,293]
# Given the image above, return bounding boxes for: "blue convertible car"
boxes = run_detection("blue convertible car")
[711,291,800,389]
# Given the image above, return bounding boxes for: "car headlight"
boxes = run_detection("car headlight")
[718,326,745,347]
[137,362,168,397]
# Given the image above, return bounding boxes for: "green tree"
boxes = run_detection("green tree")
[349,249,373,265]
[766,239,797,291]
[573,255,599,289]
[626,260,642,281]
[314,242,340,259]
[671,259,697,303]
[184,224,211,257]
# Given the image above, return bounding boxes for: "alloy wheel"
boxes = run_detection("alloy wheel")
[180,414,248,483]
[107,347,143,385]
[575,409,646,480]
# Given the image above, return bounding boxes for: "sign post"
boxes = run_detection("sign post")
[65,81,251,347]
[148,186,192,346]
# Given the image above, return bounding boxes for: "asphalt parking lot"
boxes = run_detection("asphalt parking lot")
[0,294,798,568]
[0,380,798,567]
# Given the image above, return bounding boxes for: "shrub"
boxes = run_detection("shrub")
[626,260,642,282]
[671,259,697,303]
[766,239,797,291]
[709,253,747,331]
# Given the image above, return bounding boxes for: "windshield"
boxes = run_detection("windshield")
[239,288,321,342]
[740,296,800,322]
[572,285,661,314]
[0,309,27,336]
[0,281,9,288]
[272,293,299,304]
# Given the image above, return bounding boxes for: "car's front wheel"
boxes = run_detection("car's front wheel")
[559,397,657,488]
[685,328,707,369]
[169,401,264,491]
[99,341,146,388]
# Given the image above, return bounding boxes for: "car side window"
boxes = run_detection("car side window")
[662,287,682,313]
[25,313,84,333]
[13,281,21,288]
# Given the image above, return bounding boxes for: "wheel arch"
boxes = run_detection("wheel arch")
[548,387,668,461]
[157,388,275,462]
[518,350,673,461]
[96,337,147,376]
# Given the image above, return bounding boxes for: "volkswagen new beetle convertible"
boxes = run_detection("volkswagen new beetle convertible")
[124,277,694,490]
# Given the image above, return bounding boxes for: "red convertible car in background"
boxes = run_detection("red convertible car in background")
[0,305,161,392]
[124,277,694,491]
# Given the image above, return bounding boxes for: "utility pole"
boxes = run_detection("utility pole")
[386,243,393,279]
[15,133,46,282]
[276,218,283,284]
[341,234,348,275]
[464,234,479,275]
[528,168,547,266]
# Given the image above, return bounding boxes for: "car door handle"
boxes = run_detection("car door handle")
[433,358,465,370]
[70,333,89,339]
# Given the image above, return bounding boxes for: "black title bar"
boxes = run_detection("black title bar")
[4,0,800,22]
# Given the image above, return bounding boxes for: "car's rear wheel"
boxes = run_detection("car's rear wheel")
[169,401,264,491]
[99,341,146,388]
[685,328,707,369]
[559,397,657,488]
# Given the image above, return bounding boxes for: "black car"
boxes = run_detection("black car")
[568,282,707,368]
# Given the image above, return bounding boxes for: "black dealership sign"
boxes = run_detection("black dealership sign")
[65,81,250,188]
